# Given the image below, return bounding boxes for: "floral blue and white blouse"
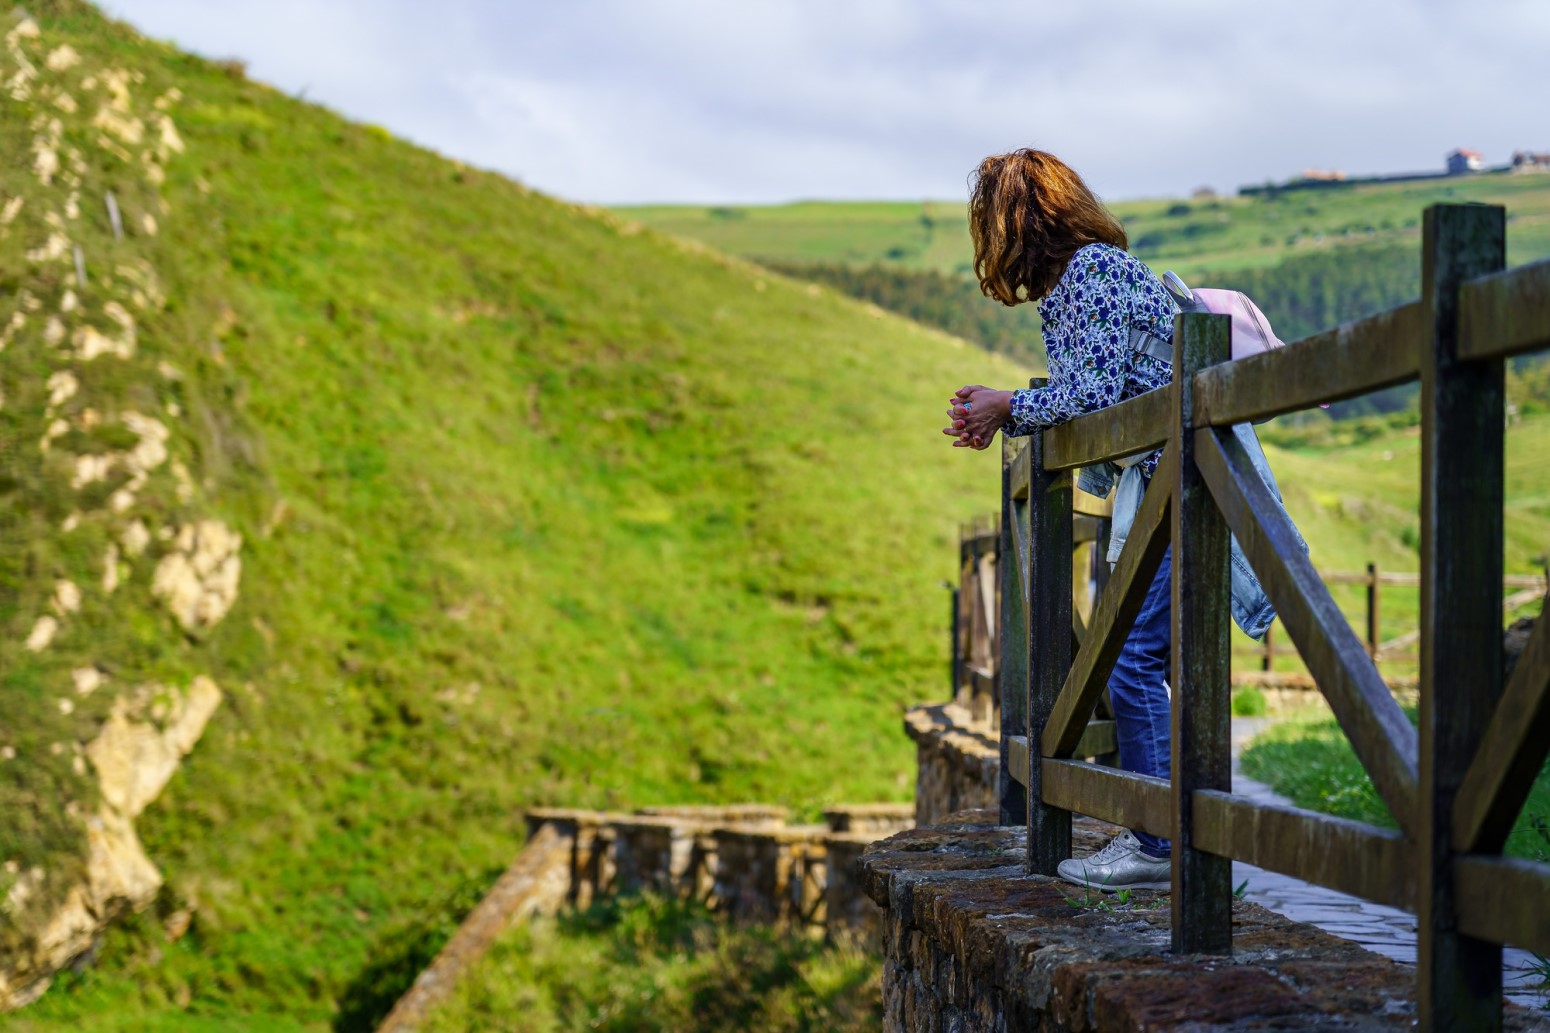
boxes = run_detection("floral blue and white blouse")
[1004,242,1173,476]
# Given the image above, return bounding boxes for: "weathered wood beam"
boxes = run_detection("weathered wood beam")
[1026,426,1074,870]
[1192,302,1423,427]
[1006,734,1029,788]
[1043,385,1172,472]
[1040,759,1172,841]
[1452,613,1550,852]
[1193,790,1414,911]
[1171,312,1234,954]
[1455,855,1550,956]
[1416,203,1507,1032]
[1194,426,1420,839]
[1072,720,1117,759]
[1458,258,1550,363]
[998,435,1030,827]
[1040,450,1174,758]
[1072,514,1104,544]
[1008,437,1031,501]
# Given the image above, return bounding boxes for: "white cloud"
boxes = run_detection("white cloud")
[102,0,1550,204]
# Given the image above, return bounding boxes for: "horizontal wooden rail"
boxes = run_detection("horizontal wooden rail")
[1006,734,1029,788]
[1322,571,1546,589]
[1455,855,1550,956]
[1040,759,1172,840]
[1195,426,1420,839]
[1072,514,1105,544]
[1043,385,1172,472]
[1072,720,1116,759]
[1007,438,1031,501]
[1459,258,1550,363]
[1192,790,1413,911]
[1192,302,1424,427]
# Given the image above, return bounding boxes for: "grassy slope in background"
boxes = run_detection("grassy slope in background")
[4,5,1546,1031]
[2,4,1019,1028]
[616,176,1550,280]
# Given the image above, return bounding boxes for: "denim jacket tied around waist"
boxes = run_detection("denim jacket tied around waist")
[1075,422,1303,641]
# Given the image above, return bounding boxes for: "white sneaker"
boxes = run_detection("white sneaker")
[1056,830,1171,892]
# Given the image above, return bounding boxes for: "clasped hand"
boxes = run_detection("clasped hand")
[942,385,1012,450]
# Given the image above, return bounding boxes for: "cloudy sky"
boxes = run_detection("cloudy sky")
[103,0,1549,206]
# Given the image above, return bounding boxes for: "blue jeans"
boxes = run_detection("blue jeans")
[1109,547,1173,858]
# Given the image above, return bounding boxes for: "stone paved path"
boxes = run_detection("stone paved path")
[1229,717,1548,1012]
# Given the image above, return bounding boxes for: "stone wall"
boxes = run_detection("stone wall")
[859,812,1550,1033]
[382,802,915,1031]
[522,802,913,936]
[906,703,998,826]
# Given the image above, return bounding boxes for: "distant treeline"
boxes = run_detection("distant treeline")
[1210,243,1419,417]
[768,243,1547,421]
[759,259,1046,368]
[1208,242,1417,342]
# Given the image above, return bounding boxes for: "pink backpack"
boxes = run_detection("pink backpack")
[1129,271,1287,365]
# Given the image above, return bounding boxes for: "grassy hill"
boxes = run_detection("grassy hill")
[617,175,1550,281]
[3,4,1545,1031]
[0,4,1020,1028]
[617,177,1550,386]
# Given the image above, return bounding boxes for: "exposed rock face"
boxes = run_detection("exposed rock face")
[150,521,243,631]
[0,678,222,1009]
[1,11,236,1014]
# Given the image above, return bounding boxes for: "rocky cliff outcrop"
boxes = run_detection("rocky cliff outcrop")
[0,12,234,1009]
[1,678,222,1008]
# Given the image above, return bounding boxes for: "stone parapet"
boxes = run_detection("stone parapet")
[823,802,916,836]
[859,814,1550,1032]
[710,825,830,927]
[520,805,894,941]
[905,703,998,826]
[635,803,789,829]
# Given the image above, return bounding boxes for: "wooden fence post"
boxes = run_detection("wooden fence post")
[1417,203,1507,1031]
[1025,381,1073,869]
[999,437,1030,827]
[1366,562,1380,660]
[949,584,961,702]
[1171,311,1234,954]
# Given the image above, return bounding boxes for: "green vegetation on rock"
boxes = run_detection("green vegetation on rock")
[417,895,881,1033]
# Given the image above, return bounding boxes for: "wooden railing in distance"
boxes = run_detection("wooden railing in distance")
[983,204,1549,1032]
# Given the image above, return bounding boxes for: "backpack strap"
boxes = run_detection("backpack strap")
[1128,325,1174,365]
[1127,269,1200,365]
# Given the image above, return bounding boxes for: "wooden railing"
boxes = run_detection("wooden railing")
[956,547,1547,692]
[975,204,1549,1031]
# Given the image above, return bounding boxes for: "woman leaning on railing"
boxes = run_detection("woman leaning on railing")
[942,148,1299,893]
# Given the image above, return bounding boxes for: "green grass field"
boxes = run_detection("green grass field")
[617,174,1550,282]
[1,4,1016,1028]
[1241,707,1550,864]
[2,3,1546,1030]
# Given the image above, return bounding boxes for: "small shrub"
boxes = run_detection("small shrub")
[1231,686,1268,717]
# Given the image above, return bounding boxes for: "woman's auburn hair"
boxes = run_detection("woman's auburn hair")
[968,149,1128,306]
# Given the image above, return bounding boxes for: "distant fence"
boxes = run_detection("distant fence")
[954,542,1547,706]
[965,204,1549,1031]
